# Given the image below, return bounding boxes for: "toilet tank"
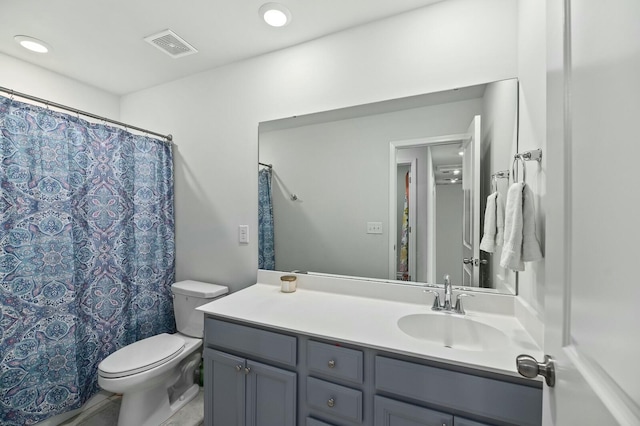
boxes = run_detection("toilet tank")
[171,280,228,338]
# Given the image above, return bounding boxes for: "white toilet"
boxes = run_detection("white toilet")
[98,280,228,426]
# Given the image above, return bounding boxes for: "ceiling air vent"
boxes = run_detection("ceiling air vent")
[144,29,198,59]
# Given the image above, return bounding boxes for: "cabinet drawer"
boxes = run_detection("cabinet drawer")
[374,395,452,426]
[454,417,495,426]
[306,417,336,426]
[307,340,364,384]
[307,377,363,423]
[205,318,297,367]
[375,356,541,426]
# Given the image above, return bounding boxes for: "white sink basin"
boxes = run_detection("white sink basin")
[397,313,509,351]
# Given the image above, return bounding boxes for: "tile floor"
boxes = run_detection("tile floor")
[59,388,204,426]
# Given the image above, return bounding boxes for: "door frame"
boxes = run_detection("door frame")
[388,133,467,283]
[396,158,417,281]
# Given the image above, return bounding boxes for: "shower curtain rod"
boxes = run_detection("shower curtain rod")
[259,162,272,168]
[0,86,173,143]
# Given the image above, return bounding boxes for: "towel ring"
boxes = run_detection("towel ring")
[511,155,527,183]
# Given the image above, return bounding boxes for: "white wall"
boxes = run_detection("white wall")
[480,79,519,291]
[120,0,518,292]
[516,0,547,323]
[0,52,119,119]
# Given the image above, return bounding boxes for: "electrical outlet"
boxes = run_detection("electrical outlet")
[238,225,249,244]
[367,222,383,234]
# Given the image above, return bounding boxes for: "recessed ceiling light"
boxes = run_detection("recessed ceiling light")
[259,3,292,27]
[14,35,51,53]
[458,150,464,156]
[453,169,460,175]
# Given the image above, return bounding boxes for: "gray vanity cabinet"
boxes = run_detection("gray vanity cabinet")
[204,348,297,426]
[203,319,298,426]
[204,317,541,426]
[374,395,452,426]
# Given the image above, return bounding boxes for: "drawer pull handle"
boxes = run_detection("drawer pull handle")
[244,367,251,375]
[327,398,335,408]
[235,364,242,372]
[328,359,336,368]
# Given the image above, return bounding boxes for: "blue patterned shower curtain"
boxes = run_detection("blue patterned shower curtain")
[0,95,175,425]
[258,168,275,270]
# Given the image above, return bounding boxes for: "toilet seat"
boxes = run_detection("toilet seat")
[99,333,185,379]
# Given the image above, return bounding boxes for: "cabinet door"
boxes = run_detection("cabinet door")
[453,417,494,426]
[375,396,453,426]
[205,348,246,426]
[245,359,297,426]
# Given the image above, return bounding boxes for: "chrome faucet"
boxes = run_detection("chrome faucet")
[443,274,453,311]
[423,274,473,314]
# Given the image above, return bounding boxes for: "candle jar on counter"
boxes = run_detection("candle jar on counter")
[280,275,297,293]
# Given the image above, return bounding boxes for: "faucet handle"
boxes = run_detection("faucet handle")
[454,293,474,315]
[423,289,442,311]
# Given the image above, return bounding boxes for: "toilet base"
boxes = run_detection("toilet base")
[118,383,200,426]
[115,351,202,426]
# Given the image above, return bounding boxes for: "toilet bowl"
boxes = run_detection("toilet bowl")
[98,280,228,426]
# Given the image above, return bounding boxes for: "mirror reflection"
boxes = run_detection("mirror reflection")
[259,78,518,294]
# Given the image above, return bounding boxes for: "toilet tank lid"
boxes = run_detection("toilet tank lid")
[171,280,229,298]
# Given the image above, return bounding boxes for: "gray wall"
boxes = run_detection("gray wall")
[435,184,463,284]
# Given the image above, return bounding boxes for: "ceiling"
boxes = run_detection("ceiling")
[0,0,444,96]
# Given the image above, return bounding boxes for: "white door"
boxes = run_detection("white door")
[461,115,480,287]
[540,0,640,424]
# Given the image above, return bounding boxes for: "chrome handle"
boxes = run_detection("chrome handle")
[462,258,473,264]
[235,364,242,372]
[244,367,251,375]
[516,354,555,387]
[327,398,335,408]
[474,258,488,266]
[328,360,336,368]
[454,293,473,315]
[423,289,442,310]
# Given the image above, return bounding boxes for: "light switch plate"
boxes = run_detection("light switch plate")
[238,225,249,244]
[367,222,383,234]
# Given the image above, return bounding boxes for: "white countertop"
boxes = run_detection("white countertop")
[197,279,542,380]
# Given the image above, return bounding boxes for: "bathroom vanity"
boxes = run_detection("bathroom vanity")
[198,272,543,426]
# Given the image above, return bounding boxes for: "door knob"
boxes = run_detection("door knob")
[516,354,555,387]
[474,258,488,266]
[463,258,473,264]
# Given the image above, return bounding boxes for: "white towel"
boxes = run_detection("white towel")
[500,182,543,271]
[521,184,543,262]
[479,192,505,253]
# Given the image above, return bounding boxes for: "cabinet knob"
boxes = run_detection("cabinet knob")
[244,367,251,375]
[235,364,242,372]
[327,398,335,408]
[328,359,336,368]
